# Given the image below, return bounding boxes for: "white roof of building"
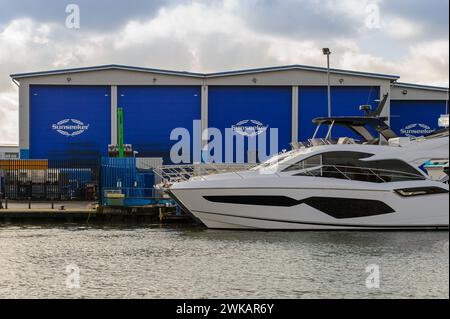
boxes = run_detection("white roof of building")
[10,64,401,81]
[394,82,449,93]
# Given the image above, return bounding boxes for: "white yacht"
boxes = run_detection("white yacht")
[166,100,449,230]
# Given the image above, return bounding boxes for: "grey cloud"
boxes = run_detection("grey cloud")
[110,39,196,71]
[236,0,357,39]
[229,0,449,43]
[0,106,18,144]
[0,0,175,31]
[192,34,280,71]
[381,0,449,39]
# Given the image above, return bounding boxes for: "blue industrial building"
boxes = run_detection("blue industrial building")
[29,85,111,159]
[10,64,449,164]
[118,85,201,161]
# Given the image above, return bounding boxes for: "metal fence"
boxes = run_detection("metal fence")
[0,159,100,201]
[0,158,163,204]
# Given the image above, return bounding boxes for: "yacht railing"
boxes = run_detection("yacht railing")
[292,164,425,183]
[294,137,363,149]
[155,162,425,190]
[154,163,257,186]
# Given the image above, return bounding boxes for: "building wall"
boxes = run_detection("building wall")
[0,146,19,159]
[14,66,448,162]
[118,86,201,162]
[208,86,292,162]
[298,86,381,140]
[391,100,448,137]
[391,85,449,101]
[29,85,111,159]
[391,85,449,137]
[15,70,390,162]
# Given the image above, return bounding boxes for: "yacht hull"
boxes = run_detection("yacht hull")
[169,178,449,230]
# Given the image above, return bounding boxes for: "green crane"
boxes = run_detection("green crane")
[118,107,124,158]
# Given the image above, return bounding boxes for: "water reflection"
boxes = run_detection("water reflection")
[0,224,448,299]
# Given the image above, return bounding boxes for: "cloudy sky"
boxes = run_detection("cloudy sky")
[0,0,448,145]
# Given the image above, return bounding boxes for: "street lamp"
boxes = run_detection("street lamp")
[322,48,332,117]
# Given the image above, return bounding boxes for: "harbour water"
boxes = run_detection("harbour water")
[0,224,448,299]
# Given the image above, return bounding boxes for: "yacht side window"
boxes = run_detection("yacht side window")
[283,155,322,172]
[284,151,424,183]
[319,151,378,182]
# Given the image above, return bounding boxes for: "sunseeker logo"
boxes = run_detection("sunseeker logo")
[232,120,268,137]
[52,119,89,137]
[400,123,434,137]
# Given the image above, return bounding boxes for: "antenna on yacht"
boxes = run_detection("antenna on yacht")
[371,93,389,117]
[359,105,372,116]
[359,93,388,117]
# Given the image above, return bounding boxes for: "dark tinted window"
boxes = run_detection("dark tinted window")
[283,155,321,172]
[287,151,424,183]
[320,152,382,182]
[321,152,371,165]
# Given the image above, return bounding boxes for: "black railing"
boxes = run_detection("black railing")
[0,159,100,201]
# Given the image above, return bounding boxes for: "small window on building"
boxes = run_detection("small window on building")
[5,152,19,159]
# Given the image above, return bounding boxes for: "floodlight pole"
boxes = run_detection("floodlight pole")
[323,49,332,117]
